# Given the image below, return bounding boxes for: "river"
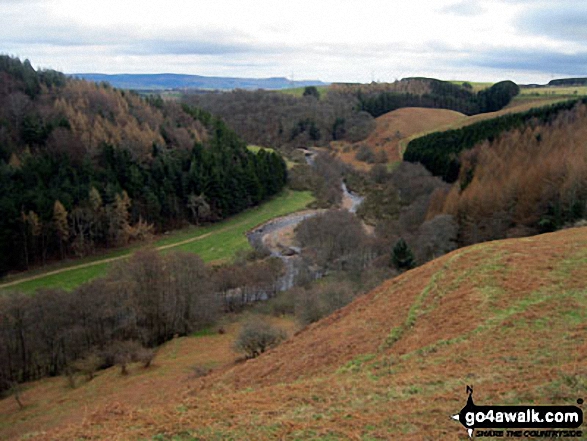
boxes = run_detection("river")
[246,155,364,292]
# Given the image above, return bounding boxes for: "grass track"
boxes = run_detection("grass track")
[0,190,314,293]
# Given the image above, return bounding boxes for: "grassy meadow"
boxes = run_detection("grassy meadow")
[0,190,314,293]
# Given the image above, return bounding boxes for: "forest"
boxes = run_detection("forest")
[403,97,586,182]
[183,78,519,154]
[430,101,587,244]
[348,78,520,117]
[183,88,375,150]
[0,249,285,392]
[0,56,287,276]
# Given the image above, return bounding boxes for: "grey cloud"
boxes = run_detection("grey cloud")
[516,2,587,43]
[126,35,281,57]
[0,17,277,58]
[465,47,587,76]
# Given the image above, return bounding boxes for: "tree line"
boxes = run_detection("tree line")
[0,56,287,276]
[404,98,586,182]
[0,249,284,394]
[356,79,520,118]
[431,101,587,244]
[183,89,375,150]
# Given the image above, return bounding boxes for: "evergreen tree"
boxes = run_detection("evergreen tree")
[391,238,415,270]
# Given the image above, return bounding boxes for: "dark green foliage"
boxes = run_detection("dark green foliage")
[391,238,415,270]
[331,117,345,140]
[0,57,288,276]
[291,118,321,141]
[358,79,519,117]
[404,98,587,182]
[477,81,520,112]
[303,86,320,99]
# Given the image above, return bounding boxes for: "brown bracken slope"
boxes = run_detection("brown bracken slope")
[332,97,570,170]
[5,227,587,440]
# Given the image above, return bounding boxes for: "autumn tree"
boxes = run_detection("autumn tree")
[53,200,69,259]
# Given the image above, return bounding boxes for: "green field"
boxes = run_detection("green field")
[519,85,587,97]
[0,190,314,293]
[246,145,275,153]
[449,80,494,91]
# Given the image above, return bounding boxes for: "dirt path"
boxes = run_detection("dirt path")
[0,230,218,290]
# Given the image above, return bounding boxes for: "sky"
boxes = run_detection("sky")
[1,0,586,84]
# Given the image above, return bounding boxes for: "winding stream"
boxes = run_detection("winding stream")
[247,150,364,291]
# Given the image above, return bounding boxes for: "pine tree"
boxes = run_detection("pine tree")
[391,238,415,270]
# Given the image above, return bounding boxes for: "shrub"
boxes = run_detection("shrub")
[71,352,103,381]
[266,290,297,316]
[355,145,376,163]
[135,347,156,368]
[233,318,286,359]
[101,340,145,375]
[295,281,355,326]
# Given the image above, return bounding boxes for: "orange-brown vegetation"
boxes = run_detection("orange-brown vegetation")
[50,81,205,160]
[0,316,299,440]
[332,108,465,170]
[436,102,587,244]
[5,227,586,440]
[331,97,569,172]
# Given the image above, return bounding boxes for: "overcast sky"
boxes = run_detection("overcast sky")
[1,0,586,84]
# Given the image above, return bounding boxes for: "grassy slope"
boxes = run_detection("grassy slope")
[0,190,314,293]
[8,227,587,440]
[332,93,574,171]
[332,107,465,170]
[0,315,300,441]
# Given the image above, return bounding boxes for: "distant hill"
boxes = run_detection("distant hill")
[548,77,587,87]
[71,73,328,91]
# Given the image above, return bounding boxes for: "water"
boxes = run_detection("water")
[246,150,364,292]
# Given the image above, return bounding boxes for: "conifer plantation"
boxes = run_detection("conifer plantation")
[0,56,287,276]
[429,101,587,244]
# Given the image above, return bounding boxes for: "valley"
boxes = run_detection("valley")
[1,54,587,441]
[3,227,584,440]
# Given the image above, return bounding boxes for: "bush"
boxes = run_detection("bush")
[295,281,355,326]
[355,145,376,163]
[71,352,103,382]
[101,340,145,375]
[266,290,297,316]
[233,318,286,359]
[135,347,156,368]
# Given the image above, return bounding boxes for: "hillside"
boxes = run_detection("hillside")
[331,97,566,170]
[72,73,327,91]
[332,107,465,169]
[5,227,586,440]
[0,56,288,276]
